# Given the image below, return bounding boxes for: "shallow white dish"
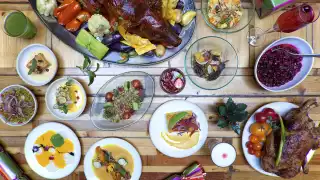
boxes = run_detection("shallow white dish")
[16,44,58,86]
[45,77,86,120]
[242,102,315,177]
[0,84,37,126]
[24,122,81,179]
[84,138,142,180]
[149,100,208,158]
[254,37,313,92]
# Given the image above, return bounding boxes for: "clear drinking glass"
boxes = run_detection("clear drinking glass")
[247,3,320,46]
[1,10,37,39]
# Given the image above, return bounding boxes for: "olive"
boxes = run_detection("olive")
[131,80,142,89]
[105,92,113,102]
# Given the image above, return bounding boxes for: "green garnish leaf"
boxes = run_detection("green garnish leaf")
[61,104,68,114]
[77,55,100,86]
[83,55,91,69]
[28,58,37,75]
[50,133,64,147]
[218,106,226,116]
[65,78,73,86]
[93,63,100,73]
[168,112,188,130]
[88,71,96,86]
[217,118,229,128]
[104,102,113,108]
[216,97,248,135]
[128,51,138,58]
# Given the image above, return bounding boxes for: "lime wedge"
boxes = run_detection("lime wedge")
[168,111,188,130]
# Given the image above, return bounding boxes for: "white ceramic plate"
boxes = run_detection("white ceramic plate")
[24,122,81,179]
[149,100,208,158]
[84,138,142,180]
[242,102,315,177]
[45,77,87,120]
[16,44,58,86]
[0,84,37,126]
[254,37,314,92]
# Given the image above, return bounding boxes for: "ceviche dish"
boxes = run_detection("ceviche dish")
[37,0,196,62]
[92,145,134,180]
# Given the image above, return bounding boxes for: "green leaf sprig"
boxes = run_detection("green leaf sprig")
[217,97,249,135]
[28,58,37,75]
[77,55,100,86]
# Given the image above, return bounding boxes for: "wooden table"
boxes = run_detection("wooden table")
[1,1,320,180]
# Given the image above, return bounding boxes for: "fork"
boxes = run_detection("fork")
[271,47,320,58]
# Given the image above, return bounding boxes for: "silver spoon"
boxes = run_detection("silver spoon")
[271,47,320,58]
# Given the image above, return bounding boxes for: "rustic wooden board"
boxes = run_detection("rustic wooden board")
[0,1,320,180]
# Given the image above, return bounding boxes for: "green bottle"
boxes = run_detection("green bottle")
[2,10,37,39]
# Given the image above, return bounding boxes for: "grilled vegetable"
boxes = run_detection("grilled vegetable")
[155,45,166,57]
[66,19,81,32]
[88,14,111,37]
[75,29,109,60]
[101,33,122,46]
[171,23,182,35]
[37,0,57,16]
[181,11,196,26]
[56,1,81,25]
[109,42,134,53]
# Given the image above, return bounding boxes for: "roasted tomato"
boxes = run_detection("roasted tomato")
[248,148,255,155]
[76,11,91,23]
[255,112,268,123]
[255,151,262,158]
[246,141,253,149]
[250,122,272,137]
[66,19,81,32]
[132,80,142,89]
[252,143,262,151]
[249,135,259,144]
[105,92,113,102]
[263,108,279,121]
[123,112,132,120]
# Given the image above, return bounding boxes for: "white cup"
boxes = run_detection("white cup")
[208,139,236,167]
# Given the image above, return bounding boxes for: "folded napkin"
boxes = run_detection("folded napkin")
[165,163,206,180]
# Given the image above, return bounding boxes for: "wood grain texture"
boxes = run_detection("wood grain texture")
[0,1,320,180]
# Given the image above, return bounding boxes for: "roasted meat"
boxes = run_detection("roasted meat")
[261,99,320,179]
[82,0,182,47]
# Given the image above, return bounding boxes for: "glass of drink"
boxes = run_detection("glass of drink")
[1,10,37,39]
[207,139,236,167]
[247,3,320,46]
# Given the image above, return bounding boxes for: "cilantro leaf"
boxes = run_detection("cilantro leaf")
[28,58,37,75]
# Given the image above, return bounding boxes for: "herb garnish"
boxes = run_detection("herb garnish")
[50,133,64,147]
[217,97,248,135]
[77,55,100,86]
[28,58,37,75]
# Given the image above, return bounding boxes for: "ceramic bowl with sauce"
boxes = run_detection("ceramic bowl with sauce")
[16,44,58,86]
[45,77,86,120]
[160,68,186,94]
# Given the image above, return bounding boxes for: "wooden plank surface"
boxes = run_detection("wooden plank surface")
[1,1,320,180]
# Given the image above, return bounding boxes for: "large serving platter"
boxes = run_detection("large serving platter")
[242,102,315,177]
[28,0,196,65]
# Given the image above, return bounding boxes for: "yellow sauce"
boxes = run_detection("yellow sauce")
[68,84,84,113]
[92,145,134,180]
[34,130,74,169]
[26,50,57,82]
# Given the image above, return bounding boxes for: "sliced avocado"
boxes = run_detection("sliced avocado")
[168,111,188,130]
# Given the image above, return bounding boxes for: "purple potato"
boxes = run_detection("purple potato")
[142,50,155,57]
[109,42,134,52]
[171,23,182,35]
[176,0,184,9]
[102,32,122,45]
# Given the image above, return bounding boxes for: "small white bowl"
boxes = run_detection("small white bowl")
[0,85,38,126]
[16,44,58,87]
[45,77,87,120]
[254,37,314,92]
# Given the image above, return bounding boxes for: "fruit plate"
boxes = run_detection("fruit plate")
[28,0,196,66]
[241,102,315,177]
[149,100,208,158]
[84,138,142,180]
